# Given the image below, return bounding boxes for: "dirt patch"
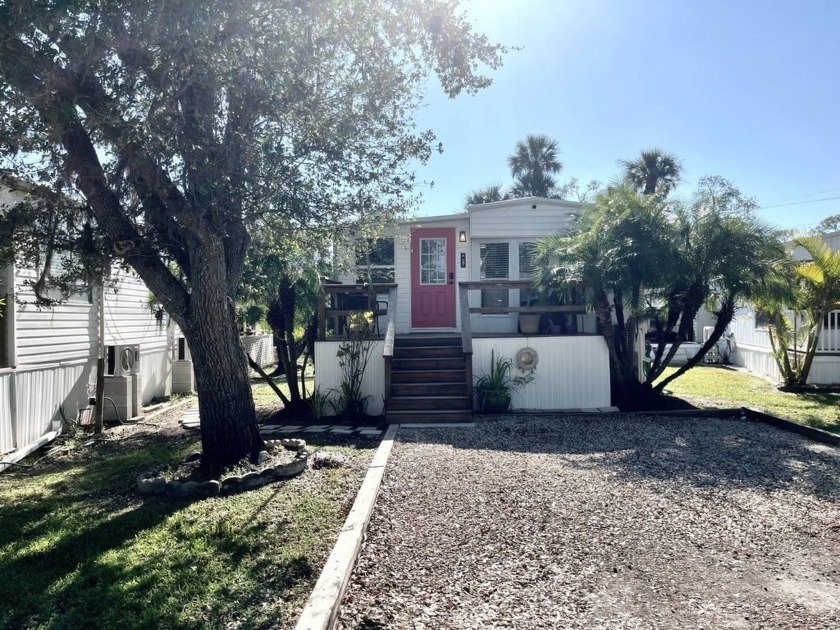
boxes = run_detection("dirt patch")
[337,415,840,629]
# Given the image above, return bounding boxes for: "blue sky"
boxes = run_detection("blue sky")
[410,0,840,230]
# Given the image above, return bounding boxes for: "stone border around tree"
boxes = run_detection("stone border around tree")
[137,438,308,498]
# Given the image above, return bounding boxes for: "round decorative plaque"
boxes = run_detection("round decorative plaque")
[515,347,539,373]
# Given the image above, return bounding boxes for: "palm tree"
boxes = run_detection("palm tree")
[759,235,840,387]
[507,134,562,197]
[648,210,787,391]
[464,183,507,207]
[535,185,671,403]
[620,149,681,197]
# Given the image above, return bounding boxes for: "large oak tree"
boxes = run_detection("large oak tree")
[0,0,504,472]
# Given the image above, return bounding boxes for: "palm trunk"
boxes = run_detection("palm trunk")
[654,297,736,393]
[797,318,823,386]
[595,291,629,403]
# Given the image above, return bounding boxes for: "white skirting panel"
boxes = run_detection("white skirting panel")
[314,340,385,416]
[733,343,840,385]
[807,355,840,384]
[242,334,275,368]
[1,361,93,456]
[472,336,611,410]
[140,347,172,403]
[0,372,14,454]
[732,344,781,381]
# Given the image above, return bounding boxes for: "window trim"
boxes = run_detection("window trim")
[473,239,538,316]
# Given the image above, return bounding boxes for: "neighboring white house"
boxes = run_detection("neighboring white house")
[0,179,274,469]
[725,230,840,385]
[315,197,612,418]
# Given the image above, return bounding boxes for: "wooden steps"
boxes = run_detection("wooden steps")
[386,336,472,424]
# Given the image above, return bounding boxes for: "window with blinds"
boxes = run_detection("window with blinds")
[480,242,509,308]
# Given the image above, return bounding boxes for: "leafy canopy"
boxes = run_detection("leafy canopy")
[0,0,506,322]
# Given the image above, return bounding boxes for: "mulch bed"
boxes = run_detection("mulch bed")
[337,414,840,629]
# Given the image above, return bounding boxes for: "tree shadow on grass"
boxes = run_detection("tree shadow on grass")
[0,427,377,628]
[396,414,840,501]
[0,456,318,629]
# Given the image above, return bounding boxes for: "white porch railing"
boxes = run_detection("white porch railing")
[817,310,840,353]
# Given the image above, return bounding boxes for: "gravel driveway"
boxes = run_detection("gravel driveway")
[337,414,840,629]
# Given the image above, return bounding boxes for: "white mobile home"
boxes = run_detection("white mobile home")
[726,230,840,385]
[315,197,612,420]
[0,179,275,469]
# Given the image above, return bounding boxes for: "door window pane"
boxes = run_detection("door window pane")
[420,238,447,285]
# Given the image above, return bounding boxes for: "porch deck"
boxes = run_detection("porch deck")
[314,280,609,419]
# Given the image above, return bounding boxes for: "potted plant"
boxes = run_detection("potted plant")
[518,294,541,334]
[518,313,541,334]
[474,350,534,413]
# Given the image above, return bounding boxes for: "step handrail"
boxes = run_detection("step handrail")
[459,283,474,405]
[383,287,398,401]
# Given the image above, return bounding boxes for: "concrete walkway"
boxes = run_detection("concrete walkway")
[178,405,384,436]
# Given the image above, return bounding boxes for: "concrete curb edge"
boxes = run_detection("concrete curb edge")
[742,407,840,447]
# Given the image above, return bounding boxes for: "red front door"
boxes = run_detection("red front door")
[411,227,456,328]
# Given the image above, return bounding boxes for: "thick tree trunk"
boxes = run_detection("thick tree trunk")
[183,239,264,474]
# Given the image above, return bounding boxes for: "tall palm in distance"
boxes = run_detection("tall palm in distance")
[620,148,681,196]
[508,134,562,197]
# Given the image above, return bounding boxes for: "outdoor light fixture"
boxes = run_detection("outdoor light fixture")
[459,231,467,242]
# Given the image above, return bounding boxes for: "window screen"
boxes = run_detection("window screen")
[480,243,509,308]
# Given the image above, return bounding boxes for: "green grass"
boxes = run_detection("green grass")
[0,430,375,629]
[251,368,315,409]
[659,365,840,433]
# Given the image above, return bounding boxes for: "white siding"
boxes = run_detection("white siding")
[14,267,95,366]
[314,340,385,416]
[472,336,611,410]
[141,347,172,402]
[1,265,178,456]
[104,270,169,353]
[393,225,412,332]
[469,200,578,239]
[733,345,782,382]
[728,305,840,385]
[728,306,773,351]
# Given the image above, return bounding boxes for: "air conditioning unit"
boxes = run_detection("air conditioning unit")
[108,344,141,377]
